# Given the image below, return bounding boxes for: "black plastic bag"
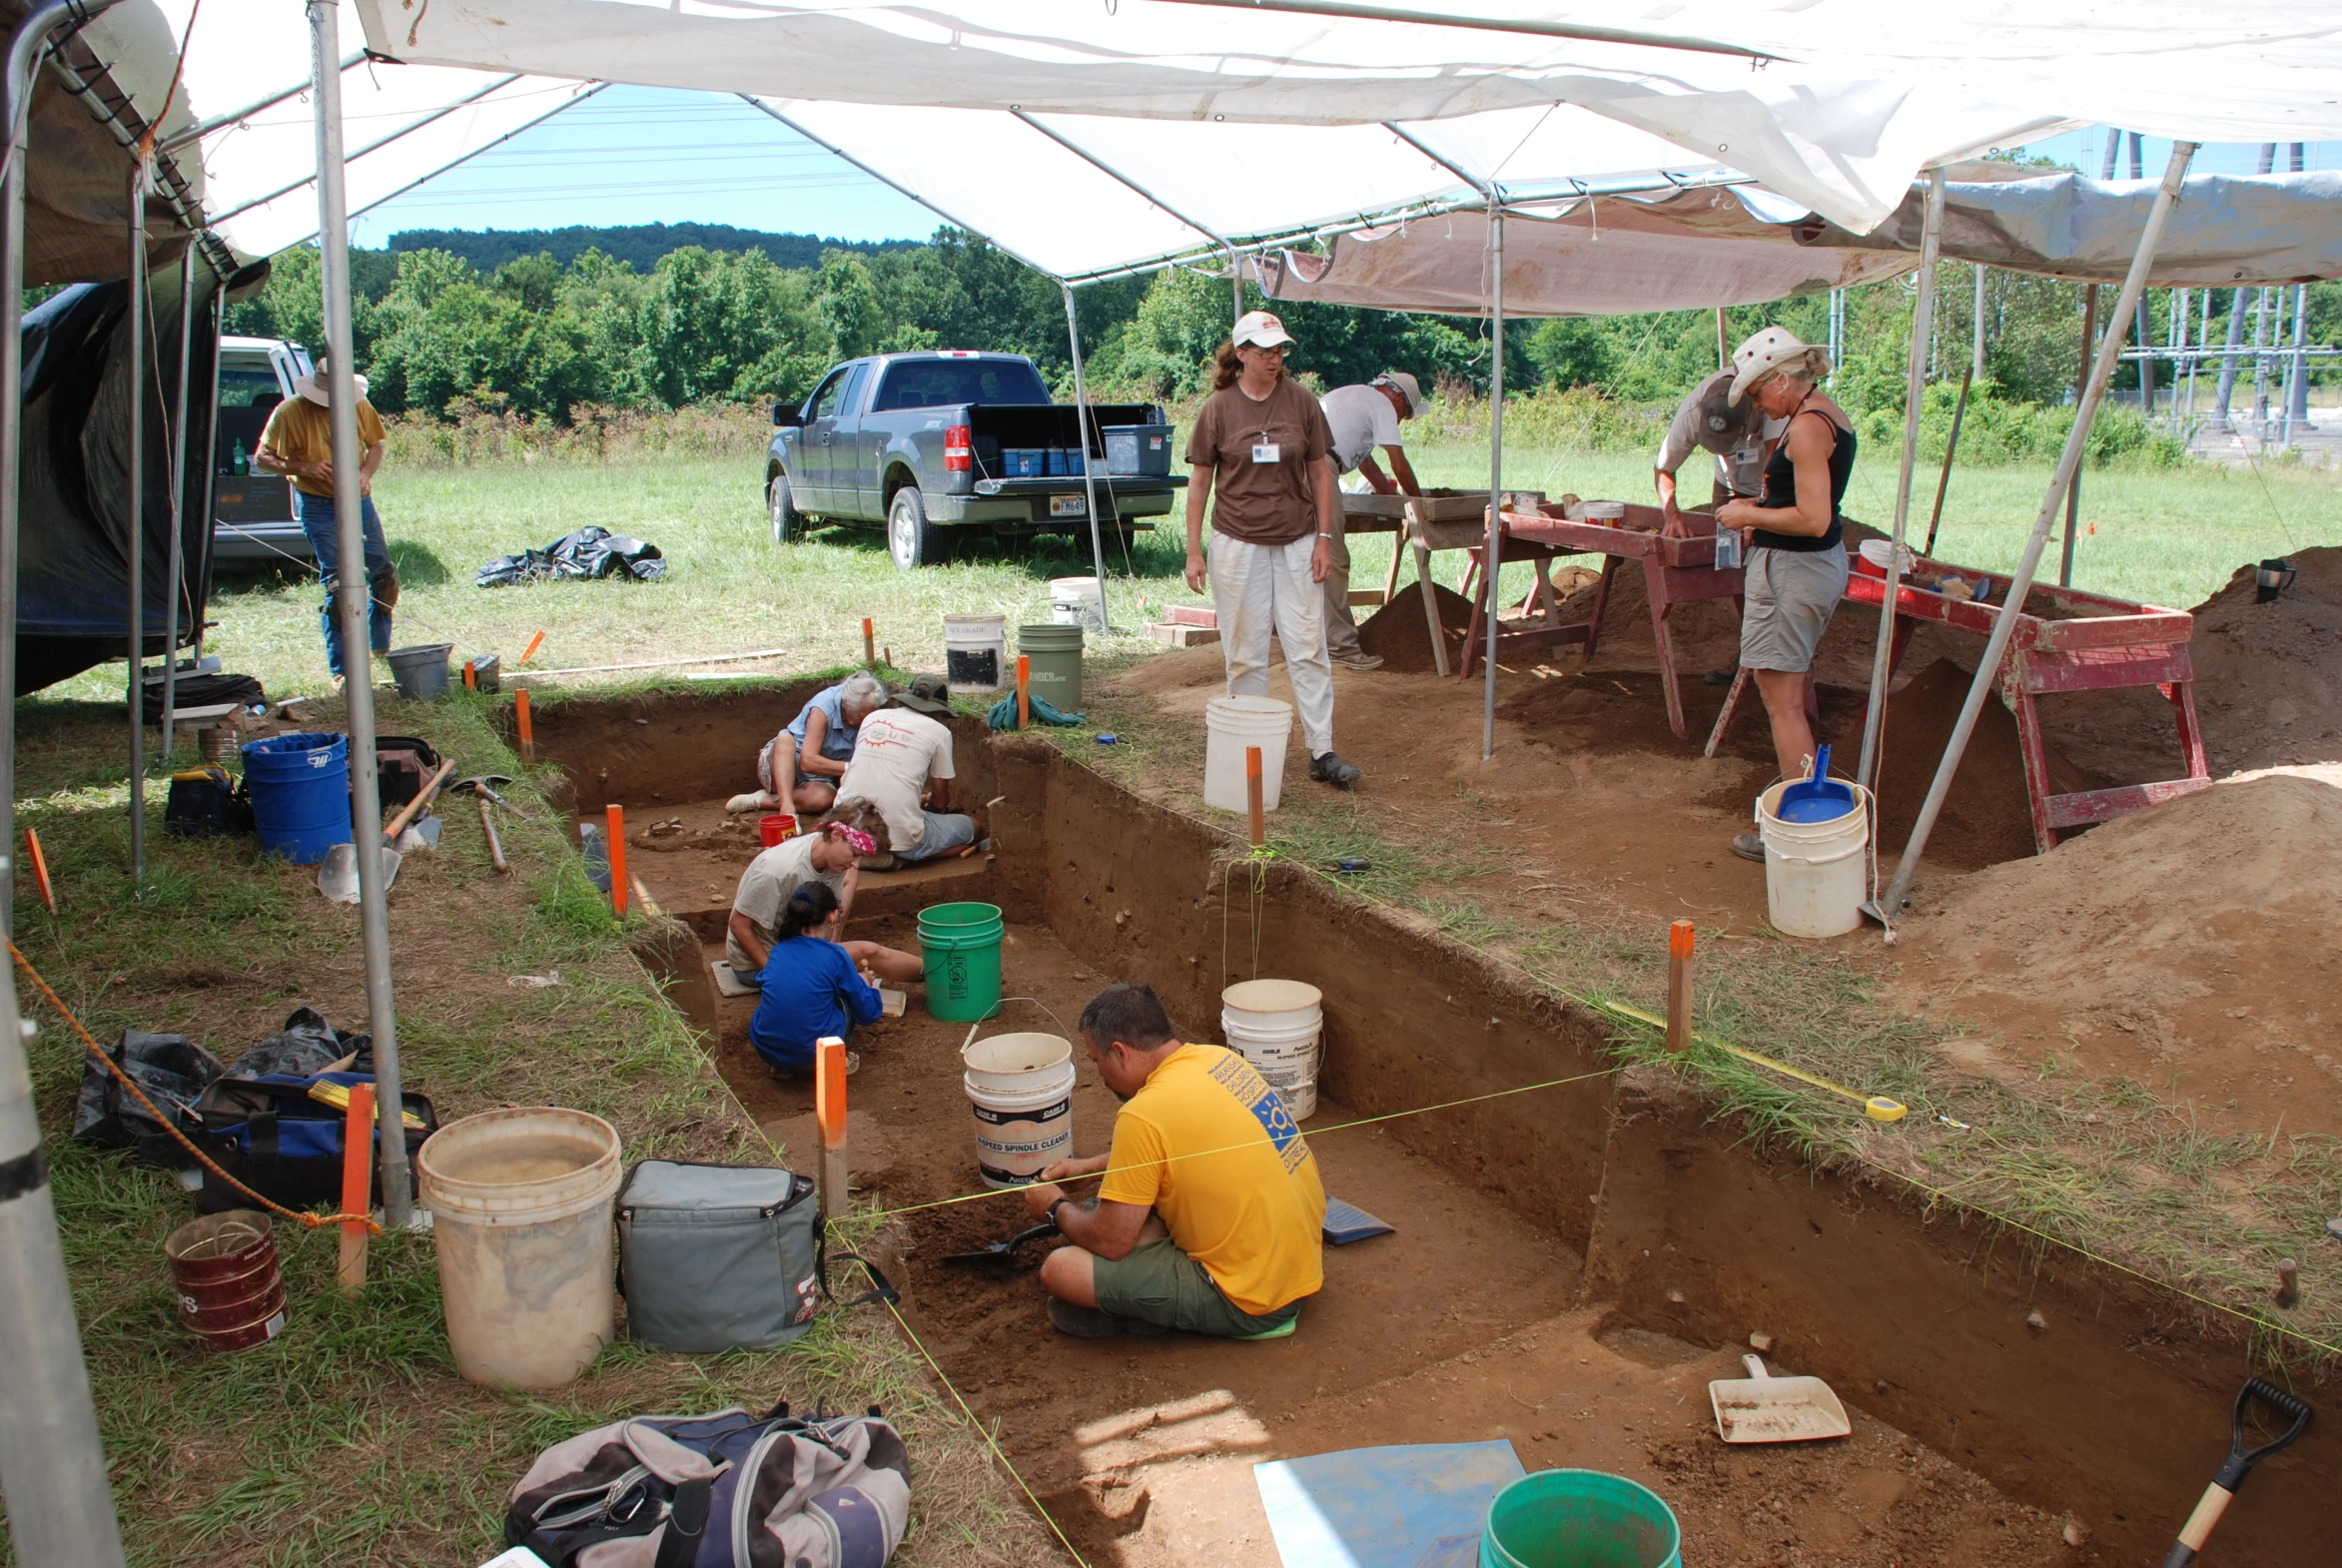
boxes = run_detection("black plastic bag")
[73,1030,226,1169]
[221,1005,370,1081]
[475,524,666,588]
[141,672,264,723]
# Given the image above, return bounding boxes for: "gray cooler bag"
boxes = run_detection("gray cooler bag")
[618,1160,821,1352]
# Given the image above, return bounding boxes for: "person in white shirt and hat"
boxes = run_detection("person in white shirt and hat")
[1653,365,1787,535]
[255,358,396,680]
[1316,371,1427,670]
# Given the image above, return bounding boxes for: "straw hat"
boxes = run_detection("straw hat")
[292,359,370,406]
[1727,327,1823,405]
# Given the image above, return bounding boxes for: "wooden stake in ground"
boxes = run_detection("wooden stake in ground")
[339,1082,375,1292]
[520,630,545,665]
[862,617,875,665]
[816,1036,849,1221]
[1016,654,1031,730]
[1246,745,1265,849]
[515,687,535,764]
[606,805,628,917]
[22,828,54,914]
[1667,920,1695,1053]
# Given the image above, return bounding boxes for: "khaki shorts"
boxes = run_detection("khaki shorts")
[1091,1237,1300,1337]
[1739,543,1848,674]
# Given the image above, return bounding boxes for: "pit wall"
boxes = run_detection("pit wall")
[987,735,2332,1567]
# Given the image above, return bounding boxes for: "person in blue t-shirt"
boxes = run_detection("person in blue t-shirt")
[748,881,921,1074]
[731,670,889,816]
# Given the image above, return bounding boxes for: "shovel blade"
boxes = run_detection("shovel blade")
[317,843,401,904]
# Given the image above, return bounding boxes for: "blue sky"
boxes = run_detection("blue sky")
[346,85,2338,250]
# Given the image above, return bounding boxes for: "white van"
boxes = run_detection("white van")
[210,335,314,566]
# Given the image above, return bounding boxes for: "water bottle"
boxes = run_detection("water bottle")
[232,438,248,476]
[1714,527,1742,570]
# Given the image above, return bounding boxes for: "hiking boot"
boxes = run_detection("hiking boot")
[1731,832,1767,863]
[1309,751,1362,788]
[1049,1297,1169,1337]
[726,790,777,815]
[1329,648,1384,671]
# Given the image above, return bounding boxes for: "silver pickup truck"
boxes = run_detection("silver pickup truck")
[765,350,1182,569]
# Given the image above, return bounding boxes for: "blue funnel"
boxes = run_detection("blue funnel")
[1777,744,1857,824]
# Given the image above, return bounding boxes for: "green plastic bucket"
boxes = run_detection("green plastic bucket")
[919,901,1005,1022]
[1479,1470,1682,1568]
[1019,623,1085,712]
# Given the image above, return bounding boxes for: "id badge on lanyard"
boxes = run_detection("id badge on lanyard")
[1251,440,1280,464]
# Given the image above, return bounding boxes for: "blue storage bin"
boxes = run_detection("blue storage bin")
[241,731,353,865]
[1005,448,1046,477]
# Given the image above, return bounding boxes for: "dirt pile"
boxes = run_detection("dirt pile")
[1357,581,1475,672]
[2042,547,2342,782]
[1903,771,2342,1128]
[1872,659,2099,869]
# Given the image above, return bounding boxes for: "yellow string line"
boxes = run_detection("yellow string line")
[1271,855,2342,1361]
[853,1066,1624,1225]
[871,1287,1097,1568]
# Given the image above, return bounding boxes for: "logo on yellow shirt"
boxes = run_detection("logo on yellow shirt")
[1207,1052,1307,1172]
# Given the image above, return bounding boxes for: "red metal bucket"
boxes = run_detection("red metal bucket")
[165,1209,290,1353]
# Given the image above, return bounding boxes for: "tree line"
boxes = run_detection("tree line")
[225,225,2335,458]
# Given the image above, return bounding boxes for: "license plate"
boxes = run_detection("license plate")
[1049,494,1086,517]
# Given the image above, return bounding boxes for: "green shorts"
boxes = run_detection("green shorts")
[1091,1237,1301,1337]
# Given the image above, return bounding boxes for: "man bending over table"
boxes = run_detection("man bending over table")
[1023,983,1325,1338]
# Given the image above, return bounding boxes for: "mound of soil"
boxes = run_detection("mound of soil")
[2044,547,2342,782]
[1872,659,2099,870]
[1357,581,1475,672]
[1904,771,2342,1130]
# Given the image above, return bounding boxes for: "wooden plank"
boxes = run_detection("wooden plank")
[2021,645,2195,695]
[1144,622,1220,648]
[1166,604,1218,627]
[2028,608,2195,653]
[2045,777,2213,830]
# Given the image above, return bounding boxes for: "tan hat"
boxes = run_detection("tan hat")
[293,358,370,406]
[1373,371,1427,417]
[1728,327,1824,405]
[1232,310,1295,350]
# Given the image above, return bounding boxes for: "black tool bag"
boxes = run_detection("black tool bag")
[165,766,254,838]
[193,1071,436,1214]
[373,735,442,811]
[504,1402,910,1568]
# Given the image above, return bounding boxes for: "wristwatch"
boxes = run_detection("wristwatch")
[1047,1196,1074,1225]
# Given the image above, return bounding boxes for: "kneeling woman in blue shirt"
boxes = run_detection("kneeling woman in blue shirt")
[748,882,922,1073]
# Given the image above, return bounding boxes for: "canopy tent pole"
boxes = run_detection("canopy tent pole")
[125,154,148,885]
[1060,282,1113,633]
[194,286,221,666]
[1873,140,2196,933]
[2059,284,2096,587]
[162,246,193,751]
[310,0,411,1226]
[1855,170,1943,794]
[1971,265,1986,382]
[1480,197,1504,760]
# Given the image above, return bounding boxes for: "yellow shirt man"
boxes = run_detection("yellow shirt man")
[258,392,387,498]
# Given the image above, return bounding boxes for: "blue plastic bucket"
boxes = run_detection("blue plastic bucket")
[1479,1470,1682,1568]
[242,732,352,864]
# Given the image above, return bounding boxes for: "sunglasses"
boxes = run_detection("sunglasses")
[1238,342,1290,357]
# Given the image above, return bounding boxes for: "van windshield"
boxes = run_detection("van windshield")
[871,359,1050,411]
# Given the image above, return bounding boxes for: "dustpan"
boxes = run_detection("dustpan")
[1775,744,1857,824]
[1709,1354,1851,1444]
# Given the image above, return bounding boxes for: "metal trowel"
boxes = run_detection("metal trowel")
[941,1220,1059,1265]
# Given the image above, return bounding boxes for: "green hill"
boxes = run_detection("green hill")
[384,222,922,276]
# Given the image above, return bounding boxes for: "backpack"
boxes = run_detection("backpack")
[503,1402,910,1568]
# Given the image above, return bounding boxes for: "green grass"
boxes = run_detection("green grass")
[6,693,1065,1568]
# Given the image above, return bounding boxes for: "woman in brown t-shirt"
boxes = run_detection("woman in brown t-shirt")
[1181,311,1361,788]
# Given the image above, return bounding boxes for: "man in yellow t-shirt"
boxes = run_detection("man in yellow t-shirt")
[256,358,395,679]
[1023,982,1324,1337]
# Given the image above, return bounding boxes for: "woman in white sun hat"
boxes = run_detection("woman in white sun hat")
[1182,311,1361,789]
[1714,327,1856,862]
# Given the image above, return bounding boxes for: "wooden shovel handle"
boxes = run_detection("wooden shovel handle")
[385,759,456,843]
[477,795,508,874]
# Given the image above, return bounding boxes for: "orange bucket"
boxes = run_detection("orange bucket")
[759,813,798,847]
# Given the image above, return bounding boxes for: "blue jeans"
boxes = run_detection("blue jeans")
[898,810,977,863]
[296,490,393,677]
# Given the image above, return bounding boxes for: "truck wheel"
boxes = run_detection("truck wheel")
[768,471,806,543]
[887,486,935,570]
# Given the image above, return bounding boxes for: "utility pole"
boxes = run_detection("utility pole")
[2212,143,2277,432]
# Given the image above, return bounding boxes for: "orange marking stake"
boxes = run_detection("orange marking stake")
[862,617,876,665]
[605,805,628,916]
[514,687,535,764]
[23,828,54,914]
[1016,654,1031,730]
[520,630,545,665]
[816,1036,849,1220]
[338,1082,375,1292]
[1667,920,1696,1053]
[1245,745,1265,849]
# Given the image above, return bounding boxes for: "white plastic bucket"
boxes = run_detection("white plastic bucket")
[962,1032,1077,1188]
[1755,780,1871,939]
[943,612,1008,693]
[1050,576,1107,631]
[1222,979,1323,1120]
[1202,696,1294,814]
[415,1108,623,1389]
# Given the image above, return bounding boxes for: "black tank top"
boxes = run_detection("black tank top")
[1752,407,1855,553]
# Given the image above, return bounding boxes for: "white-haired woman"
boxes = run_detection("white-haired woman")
[731,669,890,815]
[1714,328,1856,862]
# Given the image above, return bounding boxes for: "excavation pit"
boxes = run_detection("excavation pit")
[523,686,2333,1568]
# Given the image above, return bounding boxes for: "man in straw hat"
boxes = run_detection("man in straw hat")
[255,357,397,680]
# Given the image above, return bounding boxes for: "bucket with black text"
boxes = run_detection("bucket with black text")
[962,1032,1077,1187]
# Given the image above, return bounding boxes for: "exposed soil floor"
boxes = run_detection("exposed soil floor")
[689,903,2070,1567]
